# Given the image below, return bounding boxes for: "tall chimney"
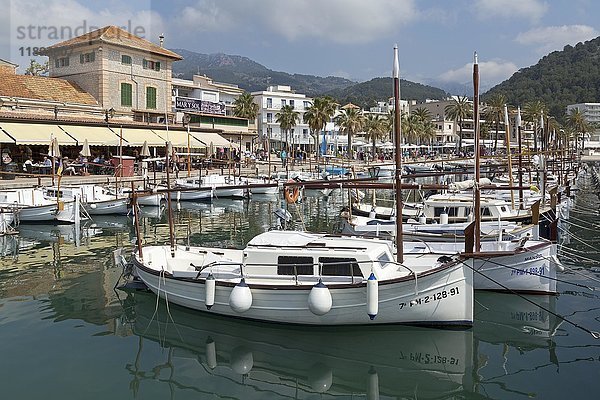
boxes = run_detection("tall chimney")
[159,33,165,48]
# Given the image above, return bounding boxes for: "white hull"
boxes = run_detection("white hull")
[134,244,473,326]
[175,188,213,201]
[403,240,558,294]
[84,198,129,215]
[214,187,245,198]
[13,200,78,223]
[136,193,165,207]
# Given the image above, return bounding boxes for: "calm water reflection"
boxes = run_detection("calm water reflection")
[0,183,599,399]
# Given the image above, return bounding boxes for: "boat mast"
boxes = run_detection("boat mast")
[503,105,515,209]
[393,44,404,263]
[473,52,481,252]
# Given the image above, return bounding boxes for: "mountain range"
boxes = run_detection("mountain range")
[171,48,448,108]
[173,37,600,119]
[484,36,600,121]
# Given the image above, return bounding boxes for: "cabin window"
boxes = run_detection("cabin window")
[434,207,444,217]
[376,252,393,269]
[481,207,491,216]
[447,207,459,217]
[500,206,507,212]
[277,256,313,275]
[318,257,362,277]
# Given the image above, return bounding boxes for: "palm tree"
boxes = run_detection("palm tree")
[566,107,590,154]
[335,108,365,159]
[275,105,299,154]
[304,96,337,159]
[412,107,436,146]
[402,114,422,145]
[233,92,259,121]
[445,96,472,150]
[484,94,507,153]
[364,114,385,158]
[523,100,545,152]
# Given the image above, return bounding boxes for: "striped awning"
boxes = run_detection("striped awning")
[194,132,239,149]
[117,128,166,146]
[151,129,207,149]
[0,122,78,145]
[59,125,121,146]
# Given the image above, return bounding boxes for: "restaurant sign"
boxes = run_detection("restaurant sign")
[175,96,225,115]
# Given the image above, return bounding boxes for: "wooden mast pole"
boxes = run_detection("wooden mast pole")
[503,105,515,209]
[473,52,481,252]
[393,44,404,263]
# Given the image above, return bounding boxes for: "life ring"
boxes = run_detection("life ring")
[284,180,300,203]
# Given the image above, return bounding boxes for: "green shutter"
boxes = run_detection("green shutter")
[80,54,84,63]
[143,59,148,69]
[146,87,156,109]
[155,62,161,71]
[121,83,132,107]
[90,52,95,62]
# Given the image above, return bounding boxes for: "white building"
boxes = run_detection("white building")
[172,74,256,151]
[566,103,600,142]
[252,85,313,152]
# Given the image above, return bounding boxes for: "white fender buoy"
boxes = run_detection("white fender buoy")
[229,278,252,313]
[440,212,449,225]
[367,367,380,400]
[367,272,378,320]
[307,362,333,393]
[308,279,332,316]
[230,346,253,375]
[205,273,216,310]
[205,337,217,369]
[419,215,426,224]
[369,208,376,218]
[90,203,97,209]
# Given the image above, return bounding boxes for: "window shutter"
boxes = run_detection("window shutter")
[90,52,95,62]
[80,54,84,63]
[121,83,132,107]
[155,62,161,71]
[55,59,60,68]
[146,87,157,109]
[143,59,147,69]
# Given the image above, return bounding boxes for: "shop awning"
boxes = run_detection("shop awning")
[58,125,121,146]
[0,122,77,145]
[117,128,167,146]
[151,129,207,149]
[194,132,239,149]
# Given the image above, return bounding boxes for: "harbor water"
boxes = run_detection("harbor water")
[1,176,599,399]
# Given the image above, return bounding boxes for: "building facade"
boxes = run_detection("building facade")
[252,85,313,152]
[566,103,600,141]
[41,26,182,124]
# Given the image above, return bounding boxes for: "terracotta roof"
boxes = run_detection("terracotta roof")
[41,26,183,60]
[0,58,18,67]
[0,74,98,105]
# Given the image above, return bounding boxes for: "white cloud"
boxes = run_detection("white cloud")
[5,0,165,72]
[177,0,418,44]
[474,0,548,23]
[438,60,518,86]
[515,25,599,54]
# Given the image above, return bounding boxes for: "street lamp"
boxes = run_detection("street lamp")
[104,107,115,124]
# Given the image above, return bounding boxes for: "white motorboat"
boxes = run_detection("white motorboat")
[402,238,559,294]
[129,230,473,326]
[238,177,279,195]
[117,186,166,207]
[176,175,244,199]
[0,187,80,223]
[44,185,129,215]
[342,214,534,242]
[172,180,213,202]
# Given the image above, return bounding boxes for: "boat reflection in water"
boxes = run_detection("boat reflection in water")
[121,291,474,399]
[473,292,562,398]
[119,291,563,399]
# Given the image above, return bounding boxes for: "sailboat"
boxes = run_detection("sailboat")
[122,45,474,327]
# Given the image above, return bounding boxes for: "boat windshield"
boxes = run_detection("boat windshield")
[376,252,394,269]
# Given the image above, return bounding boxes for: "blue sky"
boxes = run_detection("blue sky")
[1,0,599,93]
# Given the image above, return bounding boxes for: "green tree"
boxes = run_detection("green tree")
[364,114,386,158]
[523,100,545,152]
[25,59,48,76]
[335,107,365,159]
[304,96,337,158]
[275,104,299,154]
[484,94,507,152]
[445,96,472,150]
[233,92,259,121]
[566,107,590,153]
